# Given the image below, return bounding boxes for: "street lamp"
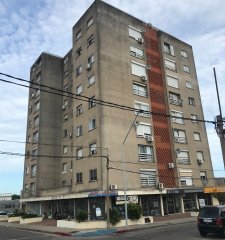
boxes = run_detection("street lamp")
[122,110,143,228]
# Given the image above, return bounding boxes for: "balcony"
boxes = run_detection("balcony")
[138,153,154,161]
[169,98,183,106]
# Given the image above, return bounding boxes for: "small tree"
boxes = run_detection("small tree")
[109,208,120,226]
[127,203,142,220]
[75,210,88,222]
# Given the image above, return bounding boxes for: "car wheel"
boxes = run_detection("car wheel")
[199,231,207,237]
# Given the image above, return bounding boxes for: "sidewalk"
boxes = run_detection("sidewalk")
[0,213,197,237]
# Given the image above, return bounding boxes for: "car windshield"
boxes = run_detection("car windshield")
[199,207,219,218]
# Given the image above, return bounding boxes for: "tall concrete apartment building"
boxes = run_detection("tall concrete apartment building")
[22,0,215,219]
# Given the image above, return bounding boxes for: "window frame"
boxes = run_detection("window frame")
[89,169,97,182]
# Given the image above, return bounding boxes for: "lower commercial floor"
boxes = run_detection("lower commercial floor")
[21,188,214,220]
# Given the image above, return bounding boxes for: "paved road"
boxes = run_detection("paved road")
[0,225,61,240]
[73,222,224,240]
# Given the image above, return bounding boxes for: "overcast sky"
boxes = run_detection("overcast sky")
[0,0,224,194]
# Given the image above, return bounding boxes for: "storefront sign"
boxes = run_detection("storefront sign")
[199,199,205,207]
[96,207,102,217]
[116,195,138,205]
[204,187,225,193]
[88,190,118,197]
[167,188,203,194]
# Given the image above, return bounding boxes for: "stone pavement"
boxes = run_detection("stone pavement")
[0,213,197,237]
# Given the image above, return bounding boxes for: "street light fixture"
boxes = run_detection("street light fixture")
[122,110,143,228]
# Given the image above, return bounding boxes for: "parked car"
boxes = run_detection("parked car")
[197,205,225,237]
[0,211,7,215]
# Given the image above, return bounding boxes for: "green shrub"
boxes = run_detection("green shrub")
[109,208,120,226]
[9,209,25,217]
[75,210,88,222]
[127,203,142,220]
[21,213,39,219]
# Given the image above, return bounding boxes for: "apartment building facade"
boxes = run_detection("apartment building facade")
[21,0,215,219]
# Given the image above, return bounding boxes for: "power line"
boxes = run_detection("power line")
[0,150,223,174]
[0,72,218,124]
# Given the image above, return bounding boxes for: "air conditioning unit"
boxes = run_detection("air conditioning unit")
[197,159,204,164]
[68,133,72,138]
[168,162,175,169]
[158,183,164,189]
[86,63,91,70]
[146,135,153,143]
[62,105,66,110]
[140,75,147,81]
[110,184,118,190]
[137,38,143,44]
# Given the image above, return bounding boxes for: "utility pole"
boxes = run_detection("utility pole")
[213,68,225,169]
[105,155,110,229]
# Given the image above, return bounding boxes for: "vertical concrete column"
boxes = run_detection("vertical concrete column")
[160,194,164,216]
[88,198,90,221]
[180,194,185,213]
[40,202,42,216]
[74,199,76,218]
[195,194,199,210]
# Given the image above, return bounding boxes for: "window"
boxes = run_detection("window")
[181,50,187,58]
[25,166,29,175]
[76,172,83,184]
[64,71,68,78]
[76,29,81,40]
[76,47,82,58]
[31,164,37,177]
[25,184,28,191]
[63,145,68,154]
[64,114,68,121]
[33,131,39,143]
[183,65,190,73]
[90,169,97,181]
[140,169,156,187]
[164,42,174,56]
[167,75,179,88]
[173,129,187,143]
[36,88,40,97]
[34,101,40,112]
[87,34,94,46]
[76,125,82,137]
[138,145,154,162]
[133,82,147,97]
[63,99,68,107]
[188,97,195,106]
[165,59,176,72]
[131,62,147,78]
[76,148,83,158]
[27,135,31,143]
[134,101,150,117]
[194,132,201,141]
[169,92,183,106]
[36,74,41,83]
[88,75,95,86]
[88,54,95,65]
[62,163,67,173]
[76,84,82,94]
[76,65,82,76]
[62,180,66,187]
[89,96,96,108]
[89,118,96,130]
[128,26,142,41]
[179,169,193,186]
[76,104,83,116]
[177,150,190,164]
[64,56,68,64]
[90,142,97,155]
[186,81,192,89]
[30,182,36,195]
[191,114,197,122]
[64,84,68,91]
[200,171,207,180]
[130,45,144,59]
[197,151,204,161]
[87,17,93,28]
[33,116,39,128]
[136,123,151,137]
[171,111,184,124]
[32,147,38,159]
[64,129,68,138]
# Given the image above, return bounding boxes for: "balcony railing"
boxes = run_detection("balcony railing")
[169,98,183,106]
[138,153,154,161]
[133,89,147,97]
